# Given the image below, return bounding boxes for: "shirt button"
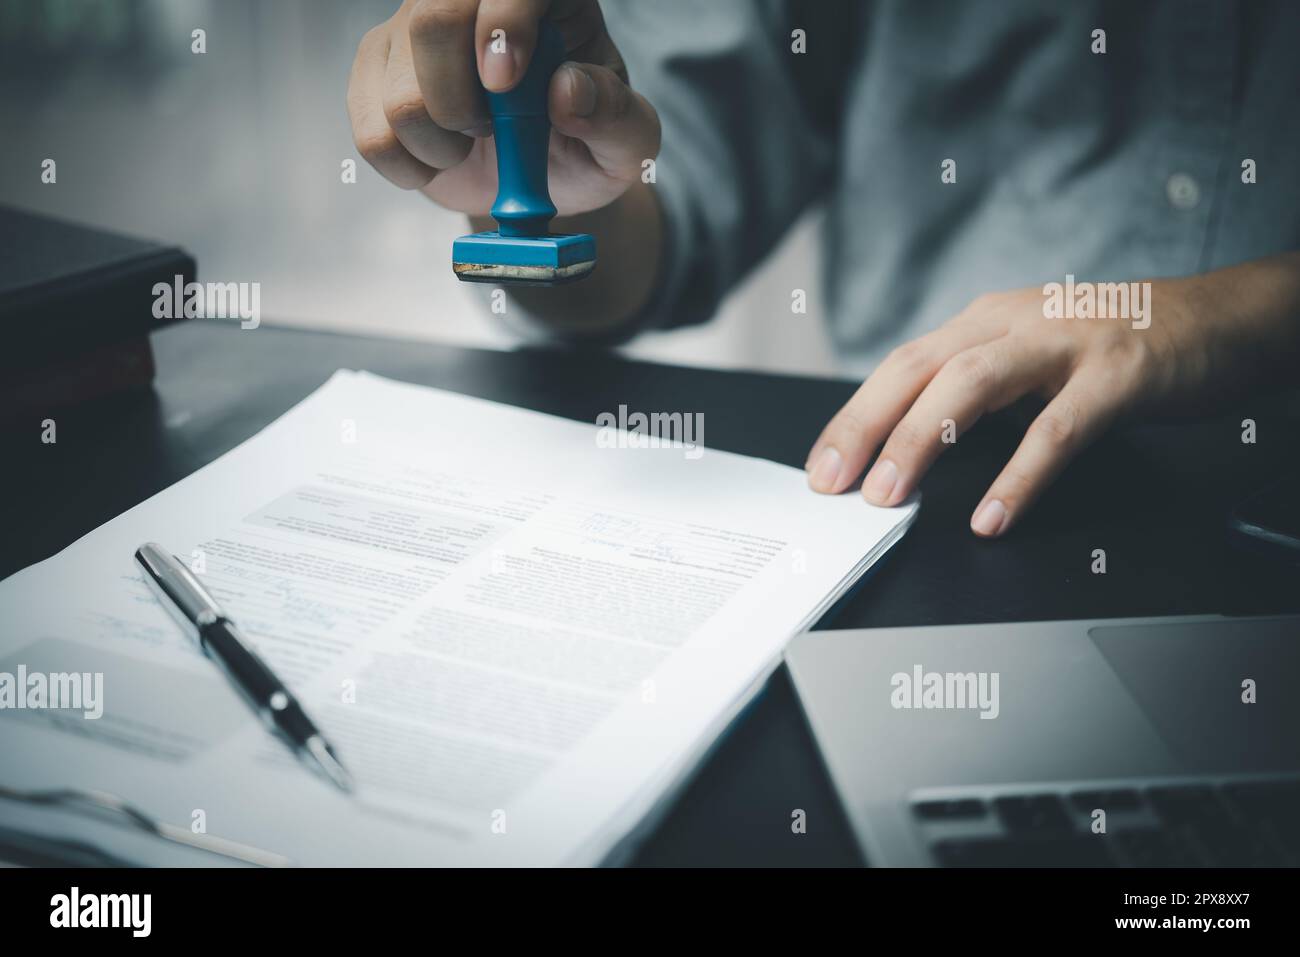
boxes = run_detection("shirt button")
[1166,173,1200,210]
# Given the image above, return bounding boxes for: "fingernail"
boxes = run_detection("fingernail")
[563,62,597,117]
[461,120,493,138]
[482,44,514,91]
[862,459,898,504]
[807,446,843,493]
[971,499,1007,537]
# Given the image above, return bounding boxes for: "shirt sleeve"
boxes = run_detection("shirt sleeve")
[599,0,843,331]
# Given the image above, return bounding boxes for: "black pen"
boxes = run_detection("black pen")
[134,542,353,793]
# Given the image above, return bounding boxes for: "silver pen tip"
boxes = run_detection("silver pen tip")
[305,735,354,794]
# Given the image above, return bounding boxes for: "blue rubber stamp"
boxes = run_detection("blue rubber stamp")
[452,18,596,285]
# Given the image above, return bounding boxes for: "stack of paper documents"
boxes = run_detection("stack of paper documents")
[0,371,916,865]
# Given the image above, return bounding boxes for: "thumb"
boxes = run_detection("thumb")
[548,62,660,180]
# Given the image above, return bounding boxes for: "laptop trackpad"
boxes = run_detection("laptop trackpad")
[1089,618,1300,774]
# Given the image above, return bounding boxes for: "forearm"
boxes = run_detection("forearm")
[470,179,665,341]
[1157,251,1300,410]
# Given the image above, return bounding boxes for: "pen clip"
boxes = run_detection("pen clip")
[134,542,223,643]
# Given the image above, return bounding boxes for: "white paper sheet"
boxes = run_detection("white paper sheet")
[0,371,916,865]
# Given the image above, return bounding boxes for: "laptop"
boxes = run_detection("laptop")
[785,614,1300,867]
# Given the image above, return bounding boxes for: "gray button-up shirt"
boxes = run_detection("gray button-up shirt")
[601,0,1300,372]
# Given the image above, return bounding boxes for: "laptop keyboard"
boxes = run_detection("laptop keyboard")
[912,776,1300,867]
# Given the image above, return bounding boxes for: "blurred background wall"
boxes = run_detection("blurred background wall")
[0,0,838,376]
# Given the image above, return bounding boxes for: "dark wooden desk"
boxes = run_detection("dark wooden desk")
[5,321,1298,865]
